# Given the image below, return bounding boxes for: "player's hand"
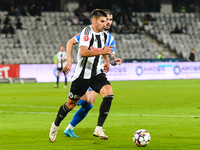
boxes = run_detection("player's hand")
[102,46,114,55]
[103,62,110,73]
[62,61,71,74]
[115,58,122,66]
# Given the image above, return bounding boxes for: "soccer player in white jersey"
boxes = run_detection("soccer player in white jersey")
[49,9,115,142]
[54,45,67,88]
[62,9,121,138]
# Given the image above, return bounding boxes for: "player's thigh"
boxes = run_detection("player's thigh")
[99,84,113,97]
[90,73,111,94]
[69,78,90,100]
[88,90,98,105]
[61,68,66,76]
[57,68,62,76]
[80,90,90,102]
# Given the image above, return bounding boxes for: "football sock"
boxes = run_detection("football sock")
[97,95,113,126]
[70,101,93,127]
[65,77,67,86]
[77,99,84,106]
[56,76,59,85]
[55,103,70,126]
[66,124,74,130]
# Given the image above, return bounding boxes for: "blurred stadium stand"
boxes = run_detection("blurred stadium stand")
[0,0,200,64]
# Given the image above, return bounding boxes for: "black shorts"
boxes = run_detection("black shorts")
[68,73,111,100]
[57,67,65,74]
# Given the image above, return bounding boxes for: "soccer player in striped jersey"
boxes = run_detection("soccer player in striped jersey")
[54,45,67,88]
[49,9,115,142]
[62,9,121,139]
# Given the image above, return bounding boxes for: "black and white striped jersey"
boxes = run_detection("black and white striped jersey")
[57,51,67,68]
[73,25,108,79]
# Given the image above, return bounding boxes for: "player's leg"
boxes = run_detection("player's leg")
[49,77,88,142]
[64,72,67,88]
[76,90,89,106]
[77,87,94,106]
[88,90,98,105]
[49,98,78,142]
[93,84,113,140]
[64,91,89,137]
[64,90,98,137]
[92,74,114,140]
[54,69,60,88]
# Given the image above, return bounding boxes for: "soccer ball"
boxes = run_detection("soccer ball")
[133,129,151,147]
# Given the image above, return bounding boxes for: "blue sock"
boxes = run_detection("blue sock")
[77,99,85,106]
[70,102,93,127]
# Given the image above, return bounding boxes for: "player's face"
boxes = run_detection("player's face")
[93,16,107,32]
[60,46,65,52]
[105,14,113,30]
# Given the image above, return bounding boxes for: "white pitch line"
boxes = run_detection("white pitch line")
[0,104,78,110]
[0,104,59,109]
[113,114,200,118]
[0,111,57,115]
[0,111,199,118]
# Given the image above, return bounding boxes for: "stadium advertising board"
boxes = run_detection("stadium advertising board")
[129,62,200,80]
[19,62,200,82]
[20,64,76,83]
[0,65,19,78]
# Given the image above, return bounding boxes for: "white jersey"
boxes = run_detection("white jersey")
[75,30,116,53]
[57,51,67,68]
[73,25,108,79]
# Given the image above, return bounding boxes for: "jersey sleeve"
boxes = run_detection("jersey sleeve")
[79,28,92,47]
[106,32,116,53]
[74,31,82,43]
[110,38,116,53]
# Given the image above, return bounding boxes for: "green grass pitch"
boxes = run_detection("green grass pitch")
[0,79,200,150]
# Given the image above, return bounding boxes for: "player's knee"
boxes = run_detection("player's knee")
[66,100,77,110]
[103,95,114,101]
[67,104,75,110]
[82,102,93,110]
[100,85,113,97]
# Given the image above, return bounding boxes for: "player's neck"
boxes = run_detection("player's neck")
[91,24,100,33]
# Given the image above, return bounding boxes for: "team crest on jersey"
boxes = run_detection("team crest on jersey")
[84,35,89,41]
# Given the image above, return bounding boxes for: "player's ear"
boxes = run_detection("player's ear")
[91,17,96,24]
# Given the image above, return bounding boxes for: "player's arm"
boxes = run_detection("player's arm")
[103,54,110,73]
[66,37,78,63]
[107,37,122,66]
[109,53,122,66]
[80,46,113,57]
[62,37,78,74]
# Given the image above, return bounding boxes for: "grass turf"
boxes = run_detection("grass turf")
[0,79,200,150]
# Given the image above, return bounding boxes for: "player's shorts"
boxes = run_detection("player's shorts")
[68,73,110,100]
[57,67,65,74]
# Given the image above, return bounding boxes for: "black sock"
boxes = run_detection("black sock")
[56,76,59,85]
[97,95,113,126]
[54,103,70,126]
[65,77,67,86]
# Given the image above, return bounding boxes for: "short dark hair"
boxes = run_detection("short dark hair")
[103,9,112,15]
[91,9,107,19]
